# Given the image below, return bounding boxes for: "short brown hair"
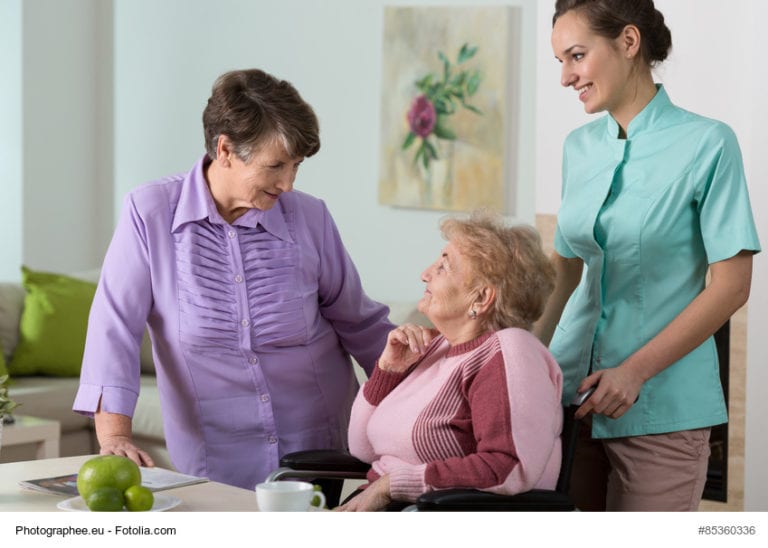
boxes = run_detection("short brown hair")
[202,69,320,161]
[441,211,555,332]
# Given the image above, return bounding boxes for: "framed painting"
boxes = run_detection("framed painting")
[378,6,521,212]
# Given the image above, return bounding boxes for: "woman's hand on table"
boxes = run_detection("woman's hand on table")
[95,407,155,467]
[377,324,438,374]
[334,475,392,512]
[99,435,155,467]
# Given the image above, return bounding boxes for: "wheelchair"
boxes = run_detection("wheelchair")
[265,388,593,511]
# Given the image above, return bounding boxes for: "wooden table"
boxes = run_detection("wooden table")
[0,455,260,511]
[1,416,60,460]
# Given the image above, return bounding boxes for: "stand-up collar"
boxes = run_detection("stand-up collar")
[606,84,674,140]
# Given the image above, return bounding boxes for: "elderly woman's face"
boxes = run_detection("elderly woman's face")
[226,139,304,211]
[418,240,475,327]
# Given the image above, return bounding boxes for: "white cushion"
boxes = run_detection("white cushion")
[7,377,92,432]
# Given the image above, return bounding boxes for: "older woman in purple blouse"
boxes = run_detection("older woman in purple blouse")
[73,69,393,492]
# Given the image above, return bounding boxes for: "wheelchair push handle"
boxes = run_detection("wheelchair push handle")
[571,385,596,408]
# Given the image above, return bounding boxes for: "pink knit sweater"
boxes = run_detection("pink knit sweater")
[348,328,563,502]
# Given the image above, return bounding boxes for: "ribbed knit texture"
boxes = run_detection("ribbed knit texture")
[363,366,408,405]
[348,329,564,502]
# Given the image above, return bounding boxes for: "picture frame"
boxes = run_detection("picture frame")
[378,5,521,213]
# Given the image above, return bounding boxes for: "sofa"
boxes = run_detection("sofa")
[0,268,170,467]
[0,266,421,470]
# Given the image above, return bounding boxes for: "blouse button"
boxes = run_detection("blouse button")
[249,357,258,365]
[234,274,243,283]
[241,319,250,327]
[260,394,270,403]
[268,436,278,444]
[228,230,236,239]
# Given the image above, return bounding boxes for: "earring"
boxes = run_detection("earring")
[470,309,477,319]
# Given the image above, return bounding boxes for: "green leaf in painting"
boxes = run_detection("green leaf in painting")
[467,71,481,96]
[415,73,433,93]
[422,146,431,169]
[450,72,466,87]
[457,43,478,64]
[437,51,451,83]
[413,142,424,166]
[423,138,438,160]
[450,88,465,101]
[402,131,416,150]
[433,98,449,115]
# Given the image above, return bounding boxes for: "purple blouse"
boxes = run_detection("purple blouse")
[73,155,393,489]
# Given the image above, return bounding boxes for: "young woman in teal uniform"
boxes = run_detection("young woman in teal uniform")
[538,0,761,511]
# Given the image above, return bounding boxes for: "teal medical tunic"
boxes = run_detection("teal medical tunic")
[550,86,761,439]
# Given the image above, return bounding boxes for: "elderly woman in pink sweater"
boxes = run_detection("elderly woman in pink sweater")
[336,211,563,511]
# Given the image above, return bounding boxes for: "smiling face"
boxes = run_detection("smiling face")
[552,10,634,118]
[418,240,476,337]
[207,135,304,222]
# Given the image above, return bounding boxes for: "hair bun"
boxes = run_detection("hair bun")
[647,7,672,64]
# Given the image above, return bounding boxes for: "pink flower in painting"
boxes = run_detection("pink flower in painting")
[407,95,436,138]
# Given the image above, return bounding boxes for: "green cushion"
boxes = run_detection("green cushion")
[7,266,97,377]
[0,338,7,377]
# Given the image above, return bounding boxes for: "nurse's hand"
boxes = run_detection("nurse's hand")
[575,366,644,420]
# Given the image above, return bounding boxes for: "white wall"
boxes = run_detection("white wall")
[0,0,23,281]
[743,0,768,513]
[112,0,538,303]
[2,0,114,281]
[5,0,766,509]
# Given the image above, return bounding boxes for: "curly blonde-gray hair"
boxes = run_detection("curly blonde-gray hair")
[441,210,555,332]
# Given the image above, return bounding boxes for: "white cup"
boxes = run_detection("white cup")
[255,481,326,512]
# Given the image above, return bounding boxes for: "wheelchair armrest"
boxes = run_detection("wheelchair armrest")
[416,488,575,512]
[264,449,371,483]
[279,449,371,473]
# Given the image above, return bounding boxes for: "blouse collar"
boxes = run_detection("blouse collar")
[606,84,674,139]
[172,154,292,242]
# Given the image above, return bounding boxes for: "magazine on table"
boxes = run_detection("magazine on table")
[19,467,208,497]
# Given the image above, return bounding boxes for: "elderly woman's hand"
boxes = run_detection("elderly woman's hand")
[377,324,438,373]
[99,435,156,467]
[95,410,155,467]
[333,475,392,512]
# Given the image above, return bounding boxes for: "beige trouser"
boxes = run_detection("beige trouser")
[569,418,711,511]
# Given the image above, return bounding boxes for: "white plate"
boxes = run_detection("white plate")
[57,493,181,512]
